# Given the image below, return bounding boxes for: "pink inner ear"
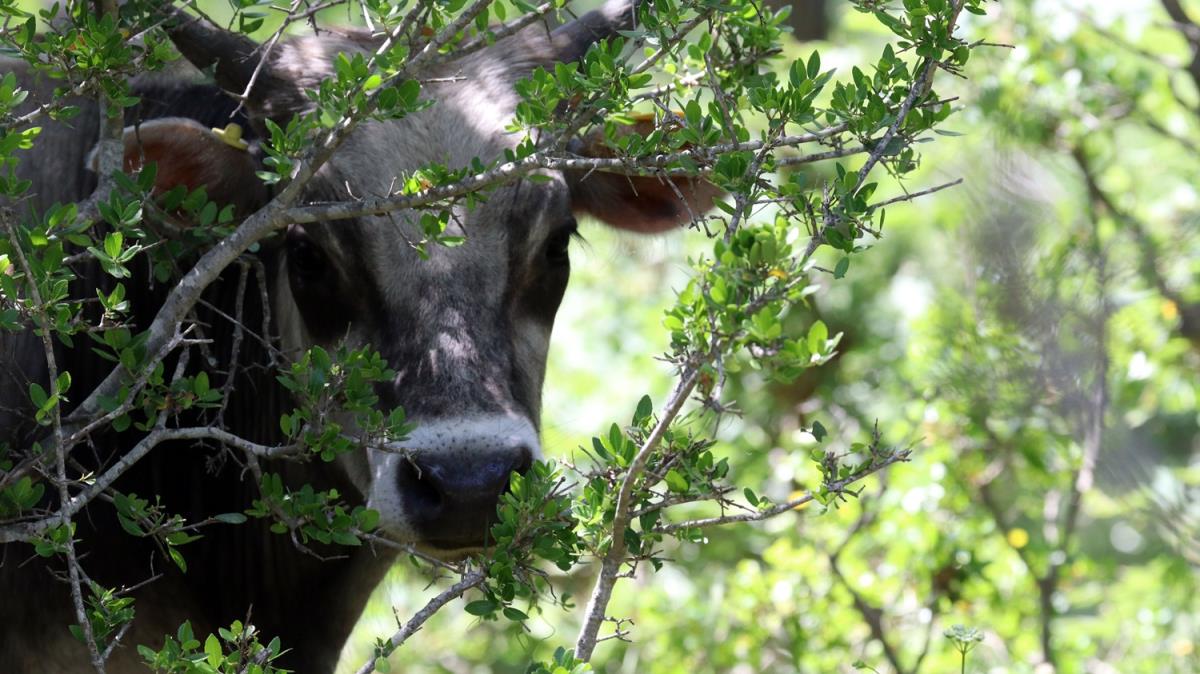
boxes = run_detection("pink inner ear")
[567,115,722,233]
[572,172,722,233]
[104,117,267,217]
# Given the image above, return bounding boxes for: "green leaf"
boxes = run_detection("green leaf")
[28,382,47,408]
[204,633,222,668]
[833,257,850,279]
[685,99,702,127]
[103,231,122,260]
[464,599,498,616]
[710,276,728,304]
[357,508,380,531]
[789,58,806,88]
[811,421,827,442]
[608,423,625,458]
[807,320,829,355]
[664,469,689,493]
[168,547,187,573]
[502,607,529,621]
[331,530,361,546]
[193,371,209,395]
[633,395,653,425]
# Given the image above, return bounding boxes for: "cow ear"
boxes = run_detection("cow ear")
[567,116,722,233]
[89,117,267,216]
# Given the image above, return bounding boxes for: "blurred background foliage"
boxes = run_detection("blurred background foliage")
[342,1,1199,672]
[39,0,1191,670]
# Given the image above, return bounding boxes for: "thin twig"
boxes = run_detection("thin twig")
[1,214,107,671]
[653,451,910,534]
[427,2,556,66]
[351,570,486,674]
[868,177,964,210]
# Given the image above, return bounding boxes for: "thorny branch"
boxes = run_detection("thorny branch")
[0,0,131,668]
[0,425,299,544]
[284,127,861,225]
[230,0,307,116]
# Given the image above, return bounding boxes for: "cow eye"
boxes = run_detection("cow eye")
[545,218,577,266]
[287,227,326,279]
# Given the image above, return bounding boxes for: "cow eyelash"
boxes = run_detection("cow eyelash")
[545,218,579,265]
[286,227,326,279]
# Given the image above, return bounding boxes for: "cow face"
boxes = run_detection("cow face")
[111,2,716,554]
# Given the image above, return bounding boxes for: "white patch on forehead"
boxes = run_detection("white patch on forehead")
[437,329,475,361]
[285,33,572,306]
[314,48,530,196]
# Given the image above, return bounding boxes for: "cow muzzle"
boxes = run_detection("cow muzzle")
[366,414,540,552]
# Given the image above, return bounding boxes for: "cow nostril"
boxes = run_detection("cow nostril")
[512,446,533,476]
[397,457,443,516]
[500,447,534,498]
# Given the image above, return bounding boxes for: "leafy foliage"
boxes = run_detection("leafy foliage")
[137,620,288,674]
[0,0,1039,672]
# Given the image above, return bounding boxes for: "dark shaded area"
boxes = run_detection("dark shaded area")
[771,0,830,42]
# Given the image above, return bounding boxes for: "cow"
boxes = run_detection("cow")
[0,1,716,671]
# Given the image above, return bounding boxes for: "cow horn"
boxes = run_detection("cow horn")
[551,0,645,62]
[164,7,281,100]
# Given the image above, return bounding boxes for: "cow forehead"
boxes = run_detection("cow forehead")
[305,175,569,309]
[303,37,568,265]
[278,30,542,171]
[316,171,566,251]
[279,23,571,256]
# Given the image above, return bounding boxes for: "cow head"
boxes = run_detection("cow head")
[111,1,717,554]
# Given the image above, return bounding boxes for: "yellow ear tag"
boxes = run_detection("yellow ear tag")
[212,123,249,151]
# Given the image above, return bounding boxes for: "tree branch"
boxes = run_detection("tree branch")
[0,427,297,543]
[351,570,486,674]
[284,128,859,225]
[574,366,702,661]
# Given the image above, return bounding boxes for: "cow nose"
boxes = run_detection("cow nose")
[397,445,533,549]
